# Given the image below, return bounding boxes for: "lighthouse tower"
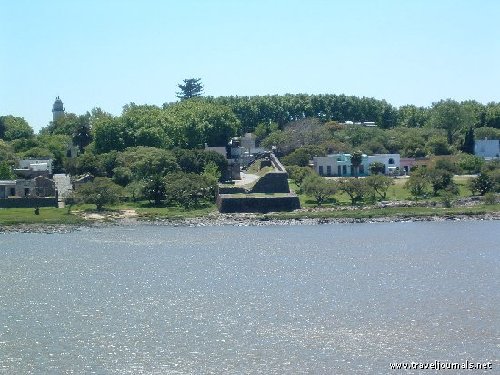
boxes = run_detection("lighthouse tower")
[52,96,65,121]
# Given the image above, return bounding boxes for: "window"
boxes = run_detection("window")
[342,165,347,175]
[388,158,395,165]
[319,166,324,176]
[326,166,332,176]
[338,166,341,176]
[10,188,15,196]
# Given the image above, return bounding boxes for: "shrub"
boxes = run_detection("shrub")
[483,192,497,205]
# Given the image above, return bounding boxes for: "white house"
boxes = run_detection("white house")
[313,153,400,176]
[367,154,400,175]
[475,139,500,159]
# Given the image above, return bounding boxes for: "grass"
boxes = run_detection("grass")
[264,204,500,221]
[291,176,474,208]
[0,207,84,226]
[134,203,217,220]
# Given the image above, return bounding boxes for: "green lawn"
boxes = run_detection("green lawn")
[290,176,475,208]
[134,204,217,220]
[0,208,84,226]
[264,204,500,221]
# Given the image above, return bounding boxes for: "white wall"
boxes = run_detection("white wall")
[475,140,500,158]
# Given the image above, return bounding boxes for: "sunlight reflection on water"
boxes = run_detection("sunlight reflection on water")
[0,221,498,374]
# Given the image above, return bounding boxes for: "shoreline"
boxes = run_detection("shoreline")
[1,211,499,234]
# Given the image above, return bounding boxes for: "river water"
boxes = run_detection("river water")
[0,221,498,374]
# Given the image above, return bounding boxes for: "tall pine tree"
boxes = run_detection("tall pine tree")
[461,127,475,154]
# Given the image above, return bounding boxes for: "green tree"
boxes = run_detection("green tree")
[165,100,239,147]
[301,174,337,206]
[143,175,167,206]
[405,170,429,200]
[468,174,494,196]
[365,175,394,200]
[460,127,475,154]
[114,147,179,181]
[287,166,314,187]
[72,177,122,210]
[458,153,484,174]
[0,161,15,179]
[176,78,204,100]
[202,161,222,183]
[281,148,311,167]
[425,135,451,155]
[0,115,34,140]
[165,172,215,208]
[429,99,473,144]
[350,151,363,178]
[426,167,456,196]
[338,177,367,205]
[368,161,385,175]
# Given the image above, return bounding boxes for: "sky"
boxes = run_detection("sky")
[1,0,500,131]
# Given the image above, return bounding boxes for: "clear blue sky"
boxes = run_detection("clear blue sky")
[1,0,499,131]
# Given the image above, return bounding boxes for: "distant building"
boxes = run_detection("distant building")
[367,154,400,175]
[313,153,400,177]
[341,121,377,127]
[475,139,500,159]
[0,180,16,199]
[52,96,65,121]
[14,158,53,178]
[400,157,430,174]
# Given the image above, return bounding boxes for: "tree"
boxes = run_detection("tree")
[0,115,34,140]
[164,100,239,147]
[287,166,314,187]
[429,99,472,144]
[165,172,216,208]
[461,127,475,154]
[468,174,494,196]
[338,178,367,205]
[458,153,484,174]
[0,161,14,179]
[425,135,451,155]
[116,147,179,180]
[301,174,337,206]
[281,148,311,167]
[72,177,122,210]
[202,161,222,183]
[143,175,167,206]
[73,116,93,152]
[368,161,385,175]
[365,175,394,200]
[350,151,363,177]
[176,78,204,100]
[426,167,456,196]
[405,170,429,200]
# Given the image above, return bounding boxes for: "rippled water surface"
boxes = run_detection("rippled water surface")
[0,221,499,374]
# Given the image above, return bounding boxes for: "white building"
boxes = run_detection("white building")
[367,154,400,175]
[17,158,53,175]
[475,139,500,159]
[313,153,400,177]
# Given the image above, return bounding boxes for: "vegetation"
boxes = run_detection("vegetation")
[72,177,123,210]
[1,89,500,224]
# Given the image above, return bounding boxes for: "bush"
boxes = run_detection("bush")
[458,153,484,174]
[301,174,337,206]
[72,177,123,210]
[483,192,497,205]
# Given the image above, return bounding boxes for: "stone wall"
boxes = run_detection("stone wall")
[250,171,290,193]
[0,197,58,208]
[217,194,300,213]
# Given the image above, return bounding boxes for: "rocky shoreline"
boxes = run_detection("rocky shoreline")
[1,210,499,234]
